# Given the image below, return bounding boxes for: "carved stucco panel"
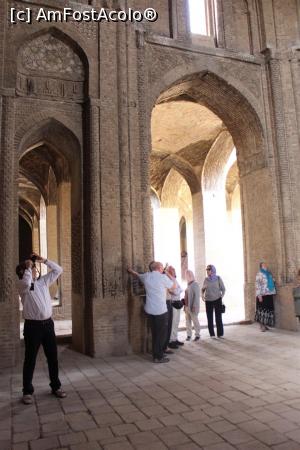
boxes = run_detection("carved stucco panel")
[17,34,85,101]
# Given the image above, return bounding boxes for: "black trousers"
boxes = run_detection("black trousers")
[23,318,61,395]
[163,300,173,351]
[205,298,224,337]
[148,312,168,360]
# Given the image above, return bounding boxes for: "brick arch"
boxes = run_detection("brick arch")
[149,64,265,173]
[161,168,193,213]
[151,153,200,195]
[150,62,262,122]
[149,63,275,325]
[16,115,84,351]
[15,113,81,157]
[202,131,234,191]
[17,118,82,204]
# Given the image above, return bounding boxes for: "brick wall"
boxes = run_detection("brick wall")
[0,0,300,367]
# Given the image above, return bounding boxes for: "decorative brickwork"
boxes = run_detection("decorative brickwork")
[0,1,300,368]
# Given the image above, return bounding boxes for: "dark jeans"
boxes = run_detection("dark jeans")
[205,298,224,337]
[23,318,61,395]
[148,312,168,360]
[163,300,173,351]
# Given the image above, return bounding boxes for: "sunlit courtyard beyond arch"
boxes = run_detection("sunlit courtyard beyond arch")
[151,93,246,327]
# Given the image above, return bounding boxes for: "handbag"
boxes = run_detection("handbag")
[172,300,184,310]
[221,303,226,314]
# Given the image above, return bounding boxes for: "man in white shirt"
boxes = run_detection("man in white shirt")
[127,261,175,363]
[16,253,66,404]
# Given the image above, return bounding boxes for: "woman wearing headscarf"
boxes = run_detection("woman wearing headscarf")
[255,262,276,331]
[184,270,201,341]
[201,265,225,338]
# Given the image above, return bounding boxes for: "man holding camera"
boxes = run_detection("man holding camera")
[16,253,66,405]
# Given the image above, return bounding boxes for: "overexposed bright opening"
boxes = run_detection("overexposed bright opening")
[152,171,194,286]
[189,0,208,35]
[203,148,245,323]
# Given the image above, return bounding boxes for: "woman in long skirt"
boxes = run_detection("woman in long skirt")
[255,262,276,332]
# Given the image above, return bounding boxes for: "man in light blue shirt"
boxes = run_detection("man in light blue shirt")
[128,261,175,363]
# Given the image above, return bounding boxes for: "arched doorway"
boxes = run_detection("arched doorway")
[150,71,269,324]
[17,119,84,351]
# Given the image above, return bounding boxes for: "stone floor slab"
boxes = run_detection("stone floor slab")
[7,325,300,450]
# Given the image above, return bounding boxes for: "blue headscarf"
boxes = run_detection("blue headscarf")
[207,265,218,282]
[260,268,275,291]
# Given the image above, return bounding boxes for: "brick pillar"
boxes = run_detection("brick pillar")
[83,102,102,356]
[0,95,19,367]
[136,29,153,266]
[56,182,72,319]
[46,203,58,300]
[176,0,191,42]
[192,191,206,283]
[32,216,40,256]
[267,55,296,282]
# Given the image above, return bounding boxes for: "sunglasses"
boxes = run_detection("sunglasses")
[206,268,211,271]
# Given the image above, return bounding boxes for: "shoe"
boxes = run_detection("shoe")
[217,336,224,339]
[52,389,67,398]
[153,357,169,363]
[22,394,33,405]
[193,336,200,341]
[164,349,174,354]
[175,340,184,346]
[168,342,179,349]
[186,336,191,341]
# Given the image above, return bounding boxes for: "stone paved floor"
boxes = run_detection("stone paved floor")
[3,324,300,450]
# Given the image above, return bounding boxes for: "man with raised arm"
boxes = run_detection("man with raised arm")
[16,253,66,404]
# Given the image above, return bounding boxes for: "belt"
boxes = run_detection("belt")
[25,318,52,325]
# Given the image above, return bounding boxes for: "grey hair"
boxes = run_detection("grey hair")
[185,269,195,282]
[149,261,161,272]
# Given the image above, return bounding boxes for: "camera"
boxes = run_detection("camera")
[163,263,168,274]
[30,255,37,265]
[30,255,37,291]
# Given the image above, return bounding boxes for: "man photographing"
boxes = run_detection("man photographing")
[16,253,66,404]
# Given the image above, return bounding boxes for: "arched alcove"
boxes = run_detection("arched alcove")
[150,70,273,323]
[17,118,85,352]
[16,28,88,102]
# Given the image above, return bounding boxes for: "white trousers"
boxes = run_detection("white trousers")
[170,307,181,342]
[185,309,200,337]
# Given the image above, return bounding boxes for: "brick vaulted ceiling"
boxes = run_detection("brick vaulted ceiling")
[151,100,225,194]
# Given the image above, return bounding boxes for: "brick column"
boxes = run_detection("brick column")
[0,95,19,367]
[192,191,206,283]
[135,31,154,267]
[83,101,102,356]
[176,0,191,42]
[267,54,296,282]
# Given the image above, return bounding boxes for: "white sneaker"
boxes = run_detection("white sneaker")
[22,394,33,405]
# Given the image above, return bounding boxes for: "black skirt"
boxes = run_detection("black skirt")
[255,295,275,327]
